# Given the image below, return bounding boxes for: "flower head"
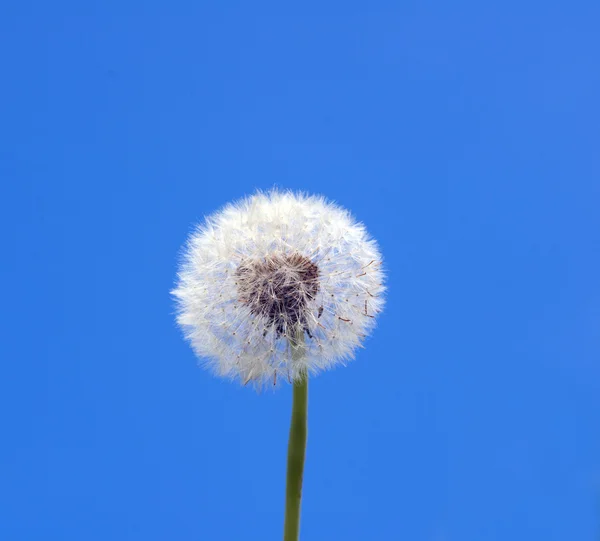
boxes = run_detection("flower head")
[173,190,385,386]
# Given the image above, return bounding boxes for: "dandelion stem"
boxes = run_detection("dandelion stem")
[283,330,308,541]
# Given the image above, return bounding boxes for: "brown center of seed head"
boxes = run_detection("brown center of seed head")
[235,252,320,337]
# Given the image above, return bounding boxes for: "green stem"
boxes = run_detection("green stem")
[283,331,308,541]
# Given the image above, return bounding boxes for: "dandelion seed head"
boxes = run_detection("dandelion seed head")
[172,190,385,386]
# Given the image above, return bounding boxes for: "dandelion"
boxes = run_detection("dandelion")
[172,190,385,540]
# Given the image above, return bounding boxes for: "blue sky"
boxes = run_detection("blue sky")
[1,2,599,540]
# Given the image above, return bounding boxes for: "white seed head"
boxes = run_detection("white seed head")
[172,190,385,387]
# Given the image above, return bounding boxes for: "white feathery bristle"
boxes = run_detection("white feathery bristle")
[172,190,385,387]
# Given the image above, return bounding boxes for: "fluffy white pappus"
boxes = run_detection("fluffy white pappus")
[172,190,385,387]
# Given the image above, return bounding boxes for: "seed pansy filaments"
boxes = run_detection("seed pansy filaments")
[173,190,385,386]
